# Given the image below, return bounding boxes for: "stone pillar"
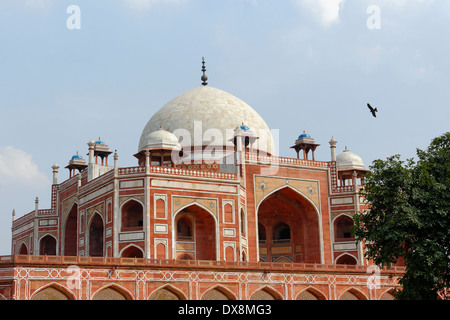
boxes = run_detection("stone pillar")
[329,137,337,162]
[52,163,59,185]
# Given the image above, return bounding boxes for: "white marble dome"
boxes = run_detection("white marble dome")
[336,147,365,170]
[138,86,275,155]
[139,127,181,152]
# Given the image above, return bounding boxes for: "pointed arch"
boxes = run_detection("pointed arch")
[120,244,144,258]
[256,185,323,263]
[333,213,355,242]
[148,284,187,300]
[339,288,368,300]
[202,285,237,300]
[296,287,327,300]
[91,284,133,300]
[120,198,144,232]
[39,234,57,255]
[174,202,217,222]
[256,184,320,217]
[379,288,396,300]
[88,212,104,257]
[18,242,28,255]
[63,202,78,256]
[273,256,292,263]
[335,253,357,265]
[250,286,283,300]
[32,282,76,300]
[177,253,194,260]
[173,203,218,261]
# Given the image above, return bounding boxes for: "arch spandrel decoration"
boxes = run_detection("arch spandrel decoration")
[62,195,78,224]
[86,203,105,226]
[172,196,218,219]
[254,176,320,212]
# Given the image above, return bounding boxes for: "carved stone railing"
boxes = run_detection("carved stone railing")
[0,255,406,275]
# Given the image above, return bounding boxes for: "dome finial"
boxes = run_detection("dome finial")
[201,57,208,86]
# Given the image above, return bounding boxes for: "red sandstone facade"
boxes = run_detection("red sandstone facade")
[2,83,404,300]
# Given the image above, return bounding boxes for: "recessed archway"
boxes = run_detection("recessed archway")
[121,199,144,232]
[120,245,144,258]
[339,288,368,300]
[334,214,355,242]
[88,213,104,257]
[335,253,357,265]
[257,186,321,263]
[92,285,133,300]
[18,243,28,255]
[250,286,283,300]
[174,204,217,261]
[202,286,236,300]
[149,285,187,300]
[39,234,57,255]
[64,203,78,256]
[32,283,76,300]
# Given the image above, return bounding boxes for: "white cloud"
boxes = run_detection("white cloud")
[123,0,188,11]
[0,146,50,189]
[291,0,345,26]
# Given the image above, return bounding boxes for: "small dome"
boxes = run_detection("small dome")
[336,147,365,170]
[71,154,82,160]
[139,128,181,152]
[299,133,311,139]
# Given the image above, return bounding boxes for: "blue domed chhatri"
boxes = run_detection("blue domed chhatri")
[291,130,320,161]
[299,133,311,139]
[240,125,250,130]
[71,154,82,160]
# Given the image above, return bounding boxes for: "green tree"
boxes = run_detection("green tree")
[353,132,450,300]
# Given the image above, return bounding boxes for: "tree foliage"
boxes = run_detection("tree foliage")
[353,132,450,300]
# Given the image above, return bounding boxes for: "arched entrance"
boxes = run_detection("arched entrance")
[257,187,321,263]
[92,285,132,300]
[18,243,28,255]
[174,204,217,261]
[64,204,78,256]
[32,284,75,300]
[121,245,144,258]
[40,235,57,255]
[89,213,104,257]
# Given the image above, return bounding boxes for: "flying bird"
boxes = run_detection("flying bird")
[367,103,378,117]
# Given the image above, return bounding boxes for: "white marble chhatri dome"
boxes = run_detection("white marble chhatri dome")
[138,86,275,155]
[336,147,366,170]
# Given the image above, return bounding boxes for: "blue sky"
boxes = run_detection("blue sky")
[0,0,449,255]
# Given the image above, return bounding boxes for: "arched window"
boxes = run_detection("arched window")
[121,245,144,258]
[64,204,78,256]
[19,243,28,255]
[176,216,192,241]
[121,200,143,231]
[336,254,357,265]
[40,235,57,255]
[334,215,354,241]
[272,222,290,243]
[89,213,104,257]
